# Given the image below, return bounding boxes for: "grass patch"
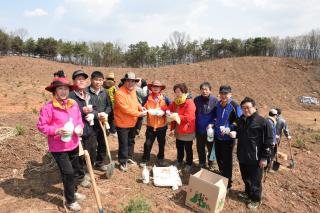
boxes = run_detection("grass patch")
[31,108,38,115]
[295,138,305,148]
[313,133,320,143]
[124,197,152,213]
[15,125,26,136]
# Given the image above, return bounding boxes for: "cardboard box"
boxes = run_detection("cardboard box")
[185,169,228,213]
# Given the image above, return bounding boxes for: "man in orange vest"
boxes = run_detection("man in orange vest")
[114,72,147,172]
[140,80,170,167]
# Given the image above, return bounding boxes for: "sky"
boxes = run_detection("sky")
[0,0,319,46]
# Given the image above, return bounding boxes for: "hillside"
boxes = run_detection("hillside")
[0,56,319,212]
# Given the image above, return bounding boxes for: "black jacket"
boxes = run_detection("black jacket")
[69,89,96,138]
[236,112,273,165]
[88,86,112,129]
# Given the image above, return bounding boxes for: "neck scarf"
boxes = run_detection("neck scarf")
[174,93,188,105]
[52,96,75,110]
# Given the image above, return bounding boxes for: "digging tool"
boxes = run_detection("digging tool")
[84,150,105,213]
[272,144,280,171]
[98,120,115,178]
[288,138,296,169]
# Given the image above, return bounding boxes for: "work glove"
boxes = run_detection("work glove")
[220,126,230,135]
[85,113,94,126]
[74,125,83,136]
[98,112,108,122]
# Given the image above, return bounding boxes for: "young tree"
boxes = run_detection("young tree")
[23,38,36,56]
[0,30,10,55]
[10,36,23,54]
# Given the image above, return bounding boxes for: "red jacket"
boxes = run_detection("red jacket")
[166,99,196,134]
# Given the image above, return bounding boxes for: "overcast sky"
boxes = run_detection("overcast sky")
[0,0,319,46]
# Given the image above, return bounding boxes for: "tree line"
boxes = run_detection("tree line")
[0,28,319,67]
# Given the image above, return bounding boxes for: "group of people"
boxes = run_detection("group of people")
[37,70,291,211]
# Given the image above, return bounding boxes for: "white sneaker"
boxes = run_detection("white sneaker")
[127,159,137,165]
[67,201,81,211]
[75,192,86,202]
[139,161,147,168]
[80,178,91,188]
[120,163,128,172]
[84,173,91,181]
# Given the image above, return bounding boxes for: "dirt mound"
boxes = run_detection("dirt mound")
[0,56,319,212]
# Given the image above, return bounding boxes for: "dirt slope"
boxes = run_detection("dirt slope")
[0,56,319,212]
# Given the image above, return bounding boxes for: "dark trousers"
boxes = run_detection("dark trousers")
[196,134,213,165]
[134,117,144,135]
[142,126,167,162]
[108,111,116,134]
[117,127,136,164]
[51,146,83,204]
[94,126,106,166]
[239,163,263,202]
[215,139,234,188]
[176,139,193,165]
[81,133,97,166]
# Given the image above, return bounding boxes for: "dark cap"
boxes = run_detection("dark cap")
[219,85,232,93]
[72,70,88,80]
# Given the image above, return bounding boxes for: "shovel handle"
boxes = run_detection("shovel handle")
[98,120,113,162]
[84,150,103,211]
[288,138,294,161]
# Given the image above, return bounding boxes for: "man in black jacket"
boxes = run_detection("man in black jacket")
[88,71,112,171]
[69,70,94,188]
[236,97,273,209]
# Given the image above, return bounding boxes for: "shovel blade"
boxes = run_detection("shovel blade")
[272,161,280,171]
[288,160,296,169]
[105,162,115,179]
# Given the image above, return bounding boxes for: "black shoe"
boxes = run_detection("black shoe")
[157,159,166,167]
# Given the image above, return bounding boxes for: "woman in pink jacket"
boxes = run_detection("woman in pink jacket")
[37,77,85,212]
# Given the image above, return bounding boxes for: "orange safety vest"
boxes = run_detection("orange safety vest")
[144,94,168,130]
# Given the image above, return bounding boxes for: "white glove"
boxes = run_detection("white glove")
[98,112,108,120]
[74,125,83,136]
[229,131,237,138]
[147,109,165,116]
[85,113,94,126]
[140,110,147,117]
[288,136,292,140]
[220,126,230,135]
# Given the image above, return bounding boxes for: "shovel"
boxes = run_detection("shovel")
[272,144,280,171]
[84,150,105,213]
[98,120,115,178]
[288,138,296,169]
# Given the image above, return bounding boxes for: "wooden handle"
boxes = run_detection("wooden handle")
[84,150,103,210]
[288,139,294,160]
[98,120,112,162]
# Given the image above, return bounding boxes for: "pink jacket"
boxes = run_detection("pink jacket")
[37,100,84,152]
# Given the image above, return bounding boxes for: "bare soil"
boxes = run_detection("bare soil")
[0,56,319,212]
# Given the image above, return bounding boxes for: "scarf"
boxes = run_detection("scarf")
[174,93,188,105]
[52,97,76,110]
